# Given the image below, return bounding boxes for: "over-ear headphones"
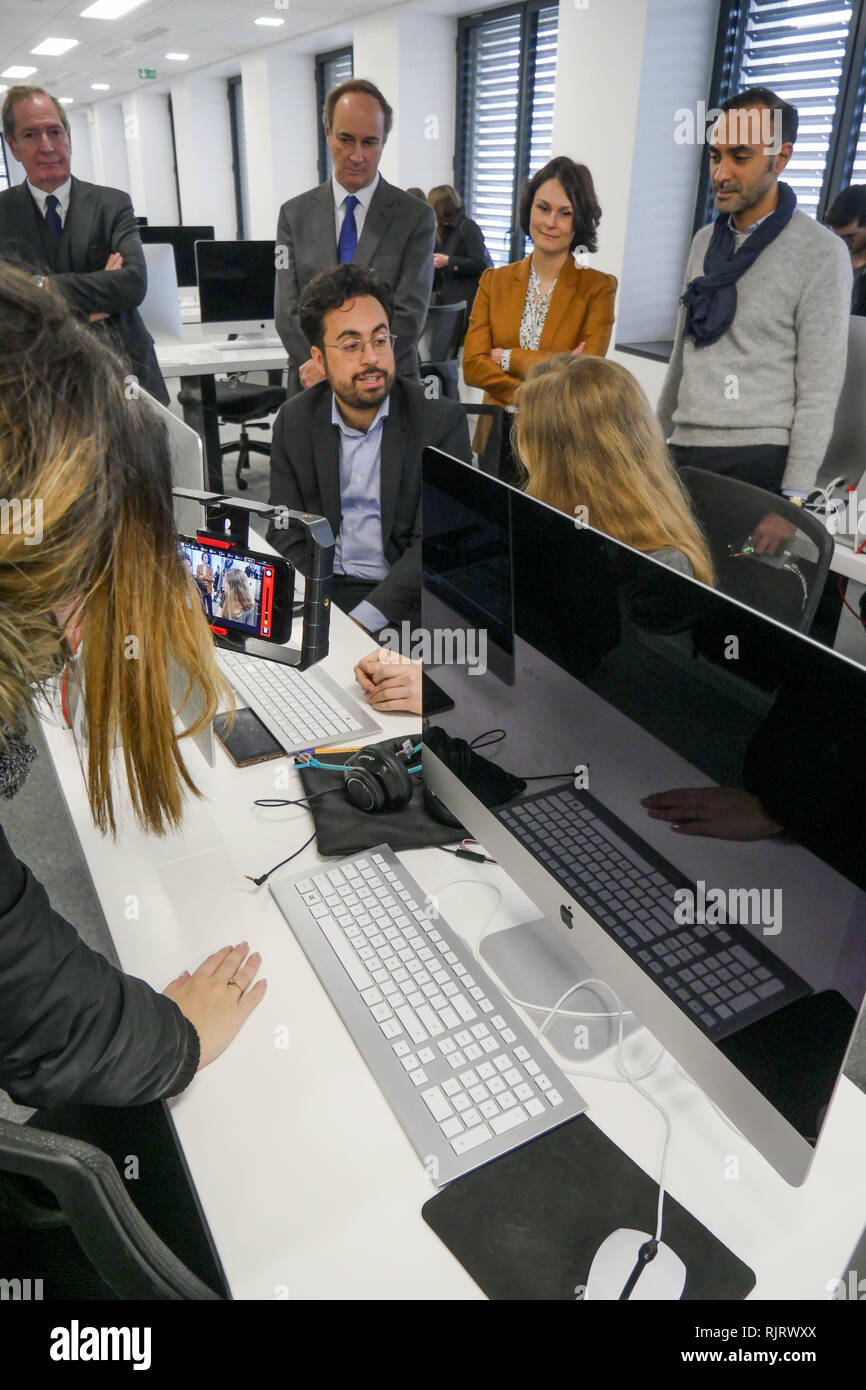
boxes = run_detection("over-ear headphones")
[296,741,422,814]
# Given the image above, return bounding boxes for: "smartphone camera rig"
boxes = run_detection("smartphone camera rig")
[173,488,334,671]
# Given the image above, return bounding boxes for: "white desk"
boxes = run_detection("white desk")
[39,601,866,1300]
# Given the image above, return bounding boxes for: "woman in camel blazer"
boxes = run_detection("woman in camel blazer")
[463,156,617,473]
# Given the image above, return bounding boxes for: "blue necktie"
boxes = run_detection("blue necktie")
[338,195,359,264]
[45,194,62,240]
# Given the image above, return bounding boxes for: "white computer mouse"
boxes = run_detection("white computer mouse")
[583,1228,687,1300]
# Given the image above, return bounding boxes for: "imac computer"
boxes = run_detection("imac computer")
[139,225,215,288]
[195,240,277,341]
[421,445,866,1187]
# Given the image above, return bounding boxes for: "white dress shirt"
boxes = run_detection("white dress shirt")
[27,177,72,227]
[332,172,380,246]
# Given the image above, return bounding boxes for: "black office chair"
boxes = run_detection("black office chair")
[462,403,505,477]
[177,371,287,492]
[679,466,833,633]
[418,302,466,402]
[0,1114,226,1299]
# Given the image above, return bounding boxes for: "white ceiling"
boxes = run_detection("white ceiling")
[0,0,392,108]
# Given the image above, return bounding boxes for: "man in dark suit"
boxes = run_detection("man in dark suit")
[274,79,435,396]
[268,264,471,634]
[0,85,167,403]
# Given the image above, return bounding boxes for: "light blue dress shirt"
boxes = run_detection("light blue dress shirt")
[332,392,391,633]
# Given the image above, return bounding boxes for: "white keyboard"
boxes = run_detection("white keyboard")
[270,846,587,1185]
[217,647,379,754]
[212,337,284,351]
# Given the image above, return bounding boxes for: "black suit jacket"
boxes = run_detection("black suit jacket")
[274,176,435,391]
[267,377,472,625]
[0,176,168,403]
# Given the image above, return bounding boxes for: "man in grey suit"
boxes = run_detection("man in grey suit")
[274,78,435,395]
[0,85,167,403]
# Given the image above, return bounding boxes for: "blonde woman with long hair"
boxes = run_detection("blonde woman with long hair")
[0,261,265,1112]
[515,354,714,586]
[220,568,257,626]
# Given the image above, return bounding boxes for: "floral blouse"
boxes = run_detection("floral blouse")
[500,262,556,406]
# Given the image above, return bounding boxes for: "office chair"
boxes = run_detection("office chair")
[0,1114,226,1300]
[177,371,287,492]
[418,302,466,402]
[679,466,833,633]
[462,402,504,476]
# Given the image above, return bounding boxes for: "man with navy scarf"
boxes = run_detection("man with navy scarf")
[658,88,851,553]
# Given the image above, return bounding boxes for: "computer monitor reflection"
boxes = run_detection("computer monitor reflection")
[421,447,866,1185]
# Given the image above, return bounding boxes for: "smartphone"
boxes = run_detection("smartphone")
[179,537,294,643]
[214,708,285,767]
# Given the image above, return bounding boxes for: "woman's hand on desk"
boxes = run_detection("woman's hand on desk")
[642,787,782,841]
[164,942,266,1069]
[354,648,422,714]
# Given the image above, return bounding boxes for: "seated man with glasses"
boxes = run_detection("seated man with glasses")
[268,263,471,635]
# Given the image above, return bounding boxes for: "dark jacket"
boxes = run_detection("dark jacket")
[267,376,472,625]
[274,176,436,391]
[0,823,199,1109]
[433,212,493,320]
[0,176,168,403]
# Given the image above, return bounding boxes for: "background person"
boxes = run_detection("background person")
[657,87,851,552]
[427,184,492,332]
[463,155,618,481]
[274,79,435,394]
[220,569,257,626]
[516,353,714,584]
[826,183,866,316]
[0,85,168,405]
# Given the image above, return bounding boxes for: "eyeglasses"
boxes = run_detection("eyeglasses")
[323,331,397,358]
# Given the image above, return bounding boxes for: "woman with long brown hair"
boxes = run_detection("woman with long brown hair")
[220,567,257,626]
[0,260,265,1111]
[427,184,492,330]
[515,353,714,585]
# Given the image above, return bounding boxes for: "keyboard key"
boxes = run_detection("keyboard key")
[547,1089,564,1106]
[480,1099,500,1120]
[526,1097,545,1118]
[469,1084,488,1104]
[490,1107,528,1136]
[442,1077,461,1097]
[409,1068,427,1086]
[441,1116,464,1140]
[421,1086,453,1123]
[454,1093,471,1113]
[450,1125,492,1155]
[392,1040,410,1058]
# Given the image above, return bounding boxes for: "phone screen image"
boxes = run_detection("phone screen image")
[180,542,277,637]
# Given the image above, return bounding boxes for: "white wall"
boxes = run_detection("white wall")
[241,48,318,238]
[121,92,179,224]
[353,8,455,191]
[67,108,94,184]
[618,0,719,344]
[170,74,236,239]
[88,102,131,194]
[551,0,665,401]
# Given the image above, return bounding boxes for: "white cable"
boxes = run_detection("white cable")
[435,879,674,1243]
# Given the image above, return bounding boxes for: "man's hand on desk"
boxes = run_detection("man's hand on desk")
[642,787,782,841]
[163,941,266,1068]
[299,357,326,389]
[88,251,124,323]
[355,648,422,714]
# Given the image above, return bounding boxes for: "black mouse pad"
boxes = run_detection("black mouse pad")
[422,1115,756,1300]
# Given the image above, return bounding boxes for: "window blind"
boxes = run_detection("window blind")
[457,3,559,268]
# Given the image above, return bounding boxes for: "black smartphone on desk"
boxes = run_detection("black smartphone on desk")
[214,709,285,767]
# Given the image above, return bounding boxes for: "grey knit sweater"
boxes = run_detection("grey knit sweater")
[657,210,852,494]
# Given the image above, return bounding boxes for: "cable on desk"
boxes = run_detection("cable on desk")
[244,830,318,887]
